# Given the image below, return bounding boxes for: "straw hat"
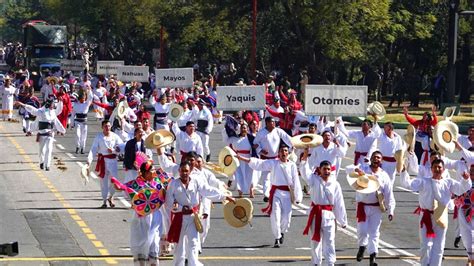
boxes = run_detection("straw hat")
[4,75,12,80]
[346,172,380,194]
[203,162,229,178]
[167,103,184,122]
[223,198,254,228]
[367,101,386,119]
[433,200,448,228]
[404,124,416,152]
[218,146,240,177]
[145,129,175,149]
[80,164,90,184]
[47,76,59,84]
[442,106,456,121]
[433,120,459,153]
[430,141,445,155]
[394,149,405,173]
[290,134,323,149]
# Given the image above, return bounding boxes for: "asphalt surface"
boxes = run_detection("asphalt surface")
[0,109,470,266]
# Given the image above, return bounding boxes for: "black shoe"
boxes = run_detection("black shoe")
[80,148,84,154]
[45,167,50,171]
[263,196,269,203]
[356,246,366,262]
[22,127,26,133]
[227,180,232,188]
[279,233,284,244]
[273,239,280,248]
[75,147,79,154]
[369,252,377,266]
[40,163,44,169]
[206,154,210,162]
[454,236,461,248]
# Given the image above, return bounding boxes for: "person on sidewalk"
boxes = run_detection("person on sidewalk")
[165,161,235,266]
[346,151,395,266]
[300,153,347,266]
[87,120,124,208]
[400,158,471,266]
[16,99,65,171]
[237,143,302,248]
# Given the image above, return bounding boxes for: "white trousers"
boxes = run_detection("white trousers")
[99,158,118,200]
[196,132,210,156]
[419,214,446,266]
[130,210,162,262]
[458,211,473,260]
[260,171,271,197]
[154,121,169,131]
[310,220,336,265]
[173,214,203,266]
[200,198,212,246]
[75,122,88,149]
[271,190,293,239]
[39,135,54,167]
[23,118,33,133]
[381,161,396,185]
[357,206,382,254]
[2,95,13,119]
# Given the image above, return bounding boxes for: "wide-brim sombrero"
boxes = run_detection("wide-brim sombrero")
[291,134,323,149]
[404,124,416,152]
[433,120,459,153]
[346,172,380,194]
[144,129,175,149]
[218,146,240,177]
[168,103,184,122]
[223,198,254,228]
[367,101,386,120]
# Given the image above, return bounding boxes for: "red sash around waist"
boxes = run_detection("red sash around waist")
[356,202,380,222]
[422,150,429,166]
[262,185,290,215]
[382,156,396,163]
[414,207,436,238]
[236,150,250,154]
[260,155,277,160]
[167,205,200,243]
[95,153,117,178]
[303,202,333,242]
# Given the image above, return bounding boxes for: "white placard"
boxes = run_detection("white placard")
[96,60,124,75]
[155,68,194,87]
[60,59,84,73]
[117,66,149,82]
[305,85,367,116]
[217,86,265,111]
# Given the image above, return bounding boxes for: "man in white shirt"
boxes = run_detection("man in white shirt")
[347,151,395,265]
[338,117,381,165]
[194,99,214,162]
[458,125,474,149]
[300,156,347,266]
[308,130,346,174]
[400,158,471,266]
[377,122,405,184]
[72,87,93,154]
[165,161,235,266]
[150,91,171,130]
[87,120,124,208]
[254,117,293,200]
[237,144,302,248]
[172,121,204,160]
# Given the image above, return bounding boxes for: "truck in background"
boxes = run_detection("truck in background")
[23,20,67,89]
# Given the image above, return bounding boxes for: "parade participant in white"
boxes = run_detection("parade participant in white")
[338,117,381,165]
[93,81,107,120]
[400,158,471,266]
[87,120,124,208]
[222,123,256,197]
[458,125,474,149]
[376,122,405,183]
[71,88,93,154]
[172,121,204,160]
[308,130,346,173]
[150,91,171,130]
[194,99,214,162]
[300,155,347,266]
[347,151,395,265]
[165,161,235,266]
[1,76,17,120]
[237,144,302,248]
[177,99,198,131]
[455,163,474,265]
[253,116,293,199]
[16,99,65,171]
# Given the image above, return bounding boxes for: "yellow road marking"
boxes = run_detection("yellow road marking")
[92,241,104,248]
[87,233,97,240]
[67,208,76,215]
[98,249,110,255]
[71,215,81,221]
[82,228,92,234]
[76,220,87,228]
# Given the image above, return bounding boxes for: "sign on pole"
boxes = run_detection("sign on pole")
[60,59,84,73]
[155,68,194,88]
[117,66,149,82]
[96,61,124,76]
[216,86,265,111]
[304,85,367,116]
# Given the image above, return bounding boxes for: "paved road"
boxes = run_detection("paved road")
[0,111,469,265]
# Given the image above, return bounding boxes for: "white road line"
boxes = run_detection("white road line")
[396,186,419,195]
[117,196,131,208]
[65,152,77,159]
[56,144,65,150]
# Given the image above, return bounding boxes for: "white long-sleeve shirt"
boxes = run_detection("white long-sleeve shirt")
[171,123,203,157]
[308,142,345,170]
[400,170,471,208]
[149,97,171,115]
[193,106,214,134]
[87,132,123,164]
[338,120,381,157]
[248,158,303,203]
[254,127,293,158]
[178,106,198,128]
[72,90,94,119]
[1,84,17,98]
[347,163,396,216]
[24,105,65,135]
[458,135,474,150]
[377,131,405,159]
[300,160,347,226]
[222,129,252,158]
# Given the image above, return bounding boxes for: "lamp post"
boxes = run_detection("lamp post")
[446,0,459,103]
[251,0,257,80]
